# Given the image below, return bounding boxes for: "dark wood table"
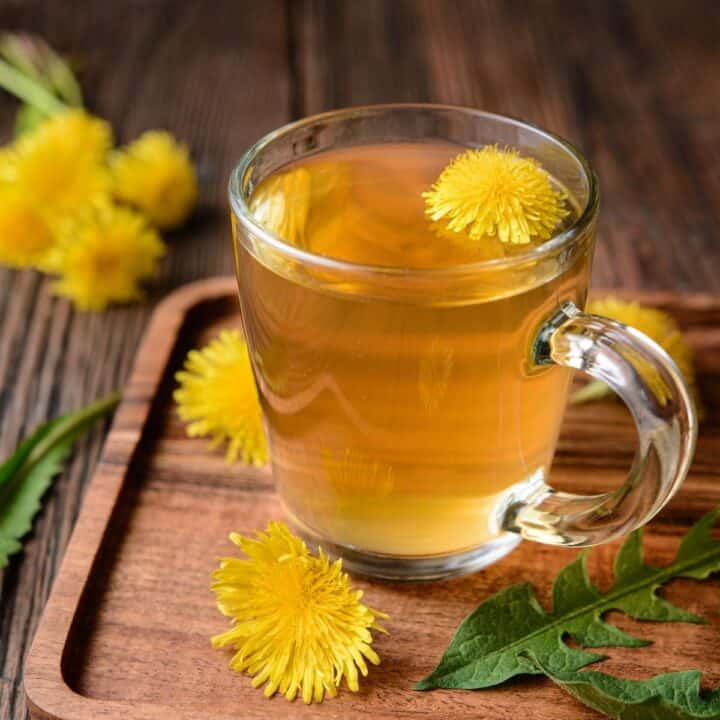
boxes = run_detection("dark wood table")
[1,2,719,718]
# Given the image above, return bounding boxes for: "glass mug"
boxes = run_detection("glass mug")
[229,105,696,581]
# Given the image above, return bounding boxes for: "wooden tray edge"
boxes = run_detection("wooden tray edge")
[21,278,720,719]
[23,276,238,720]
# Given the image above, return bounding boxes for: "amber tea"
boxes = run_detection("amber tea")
[234,141,589,557]
[231,107,696,581]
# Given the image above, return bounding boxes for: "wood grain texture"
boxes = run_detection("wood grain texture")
[1,1,720,718]
[0,4,291,719]
[22,279,720,720]
[292,0,720,291]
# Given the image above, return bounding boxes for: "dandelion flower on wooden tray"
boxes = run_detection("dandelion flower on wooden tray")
[174,330,268,465]
[211,522,388,703]
[572,297,699,410]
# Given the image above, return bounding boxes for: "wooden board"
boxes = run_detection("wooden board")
[5,3,720,718]
[23,277,720,720]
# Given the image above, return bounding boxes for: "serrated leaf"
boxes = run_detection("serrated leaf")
[0,435,74,557]
[416,507,720,691]
[531,657,720,720]
[0,392,120,569]
[0,420,55,494]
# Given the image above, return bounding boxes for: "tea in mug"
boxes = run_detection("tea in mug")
[234,142,588,556]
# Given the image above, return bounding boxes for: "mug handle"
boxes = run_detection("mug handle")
[501,301,697,547]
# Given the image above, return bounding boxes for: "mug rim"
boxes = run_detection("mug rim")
[228,103,600,278]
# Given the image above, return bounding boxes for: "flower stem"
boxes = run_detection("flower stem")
[0,57,66,116]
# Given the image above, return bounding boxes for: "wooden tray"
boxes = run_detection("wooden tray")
[24,277,720,720]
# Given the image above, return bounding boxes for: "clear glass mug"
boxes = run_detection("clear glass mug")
[229,105,697,581]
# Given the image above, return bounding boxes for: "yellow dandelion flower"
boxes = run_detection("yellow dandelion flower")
[50,203,165,310]
[572,297,699,407]
[423,145,568,245]
[174,330,268,465]
[0,190,55,269]
[0,146,17,183]
[4,109,112,215]
[112,130,198,230]
[210,521,387,703]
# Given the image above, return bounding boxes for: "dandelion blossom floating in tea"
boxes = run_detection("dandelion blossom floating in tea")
[174,330,268,465]
[210,522,388,703]
[240,143,583,557]
[423,145,568,245]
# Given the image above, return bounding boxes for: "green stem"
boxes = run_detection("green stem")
[570,380,615,405]
[25,391,122,467]
[0,57,66,115]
